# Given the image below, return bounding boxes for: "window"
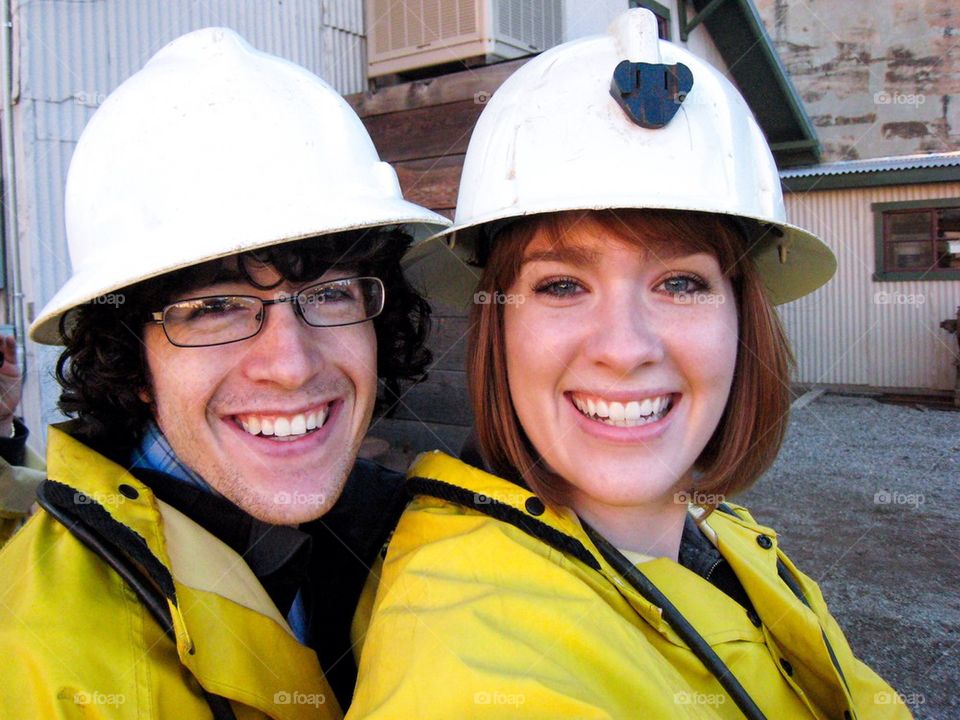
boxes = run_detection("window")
[629,1,671,40]
[873,199,960,281]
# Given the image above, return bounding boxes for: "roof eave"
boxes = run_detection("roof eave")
[683,0,820,168]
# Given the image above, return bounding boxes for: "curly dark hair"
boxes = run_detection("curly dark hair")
[56,229,431,453]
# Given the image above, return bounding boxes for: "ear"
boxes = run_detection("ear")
[138,387,152,404]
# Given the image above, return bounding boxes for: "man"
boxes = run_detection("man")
[0,28,448,719]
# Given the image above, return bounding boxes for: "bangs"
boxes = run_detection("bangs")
[484,209,747,293]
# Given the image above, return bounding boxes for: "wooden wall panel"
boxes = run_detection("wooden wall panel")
[347,62,525,456]
[394,154,464,212]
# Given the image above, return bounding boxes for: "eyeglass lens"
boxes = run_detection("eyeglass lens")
[161,277,383,347]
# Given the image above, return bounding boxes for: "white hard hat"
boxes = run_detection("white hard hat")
[30,27,450,345]
[405,8,835,308]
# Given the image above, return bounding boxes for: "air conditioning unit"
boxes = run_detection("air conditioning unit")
[367,0,565,78]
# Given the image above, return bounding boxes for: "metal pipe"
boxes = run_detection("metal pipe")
[0,0,25,372]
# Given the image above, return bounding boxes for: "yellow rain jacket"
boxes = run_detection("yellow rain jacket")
[349,451,912,719]
[0,424,339,719]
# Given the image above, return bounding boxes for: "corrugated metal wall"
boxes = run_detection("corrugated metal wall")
[8,0,366,439]
[781,182,960,392]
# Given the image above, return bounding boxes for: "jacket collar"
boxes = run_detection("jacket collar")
[407,451,857,713]
[43,423,337,719]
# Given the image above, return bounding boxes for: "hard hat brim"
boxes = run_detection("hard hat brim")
[31,206,450,346]
[404,209,836,311]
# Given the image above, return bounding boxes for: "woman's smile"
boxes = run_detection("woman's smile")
[503,222,739,523]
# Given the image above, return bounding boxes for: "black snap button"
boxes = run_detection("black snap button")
[746,608,761,627]
[118,484,139,500]
[756,534,773,549]
[524,496,545,516]
[780,657,794,676]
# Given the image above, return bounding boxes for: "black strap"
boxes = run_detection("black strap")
[583,524,767,720]
[406,477,601,571]
[36,480,237,720]
[407,480,766,719]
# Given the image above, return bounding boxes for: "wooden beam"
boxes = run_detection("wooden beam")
[346,59,528,117]
[394,154,464,210]
[361,99,482,163]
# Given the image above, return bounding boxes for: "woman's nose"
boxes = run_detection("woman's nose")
[581,291,665,373]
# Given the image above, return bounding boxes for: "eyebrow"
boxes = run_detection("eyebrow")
[521,245,601,267]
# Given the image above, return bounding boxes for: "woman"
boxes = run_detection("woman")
[350,9,909,719]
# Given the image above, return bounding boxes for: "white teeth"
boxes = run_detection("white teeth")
[274,417,291,437]
[571,393,673,427]
[609,401,625,421]
[290,414,307,435]
[237,406,330,439]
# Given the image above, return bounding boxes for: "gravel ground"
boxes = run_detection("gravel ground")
[738,393,959,720]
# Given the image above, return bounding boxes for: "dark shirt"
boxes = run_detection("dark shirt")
[133,459,407,709]
[678,512,757,613]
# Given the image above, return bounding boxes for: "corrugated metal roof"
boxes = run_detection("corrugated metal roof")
[780,152,960,179]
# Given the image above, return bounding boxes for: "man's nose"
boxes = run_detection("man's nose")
[241,300,318,389]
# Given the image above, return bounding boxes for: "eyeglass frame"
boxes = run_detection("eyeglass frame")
[149,275,386,348]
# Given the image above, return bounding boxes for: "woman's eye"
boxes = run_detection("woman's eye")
[534,277,583,298]
[658,274,707,295]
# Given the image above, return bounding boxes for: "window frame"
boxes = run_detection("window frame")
[872,198,960,281]
[629,0,672,40]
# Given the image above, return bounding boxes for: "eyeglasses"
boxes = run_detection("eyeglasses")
[151,276,385,348]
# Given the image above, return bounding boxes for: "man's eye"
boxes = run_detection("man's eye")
[318,288,353,302]
[305,286,355,305]
[534,277,583,297]
[184,299,247,320]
